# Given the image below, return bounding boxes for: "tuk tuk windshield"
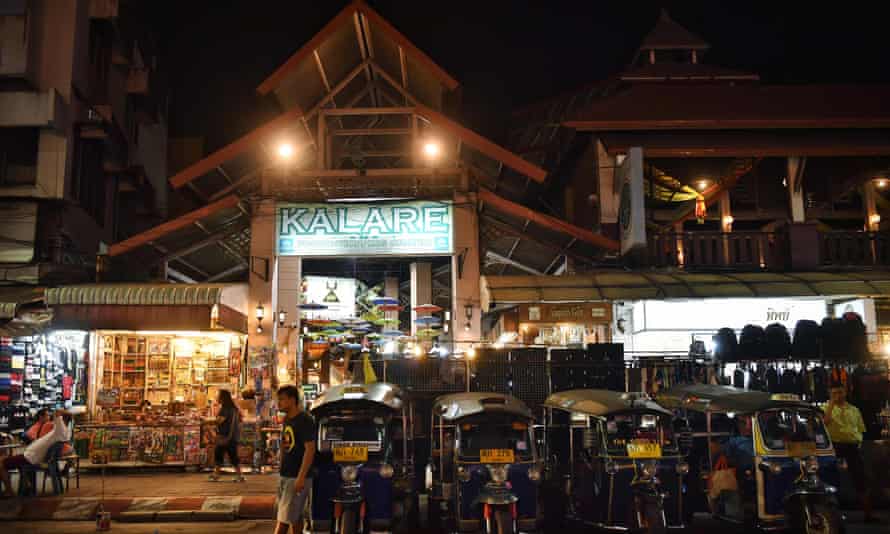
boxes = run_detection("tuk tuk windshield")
[757,408,831,451]
[319,416,386,453]
[605,412,676,455]
[457,419,534,462]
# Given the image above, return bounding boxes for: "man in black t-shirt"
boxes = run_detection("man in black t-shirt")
[275,385,317,534]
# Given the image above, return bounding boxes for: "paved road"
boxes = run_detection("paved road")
[5,513,886,534]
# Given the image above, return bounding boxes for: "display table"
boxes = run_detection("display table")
[75,421,203,469]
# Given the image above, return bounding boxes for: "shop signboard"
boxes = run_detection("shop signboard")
[519,303,612,325]
[301,276,357,319]
[276,201,453,257]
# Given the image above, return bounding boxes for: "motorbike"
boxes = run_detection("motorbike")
[310,382,415,533]
[543,389,686,533]
[658,384,845,534]
[427,392,543,534]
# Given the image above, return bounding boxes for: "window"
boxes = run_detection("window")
[758,408,830,451]
[0,128,38,186]
[71,138,106,226]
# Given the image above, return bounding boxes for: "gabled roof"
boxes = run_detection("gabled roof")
[639,9,709,51]
[257,0,458,111]
[565,84,890,131]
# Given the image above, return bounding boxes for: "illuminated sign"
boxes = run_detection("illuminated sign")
[276,201,452,256]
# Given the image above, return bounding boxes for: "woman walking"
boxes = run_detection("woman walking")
[209,389,245,482]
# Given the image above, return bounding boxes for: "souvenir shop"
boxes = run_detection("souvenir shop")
[38,284,270,470]
[0,330,89,435]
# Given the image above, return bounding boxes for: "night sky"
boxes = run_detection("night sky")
[148,1,890,152]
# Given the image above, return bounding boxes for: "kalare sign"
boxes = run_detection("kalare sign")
[276,201,452,256]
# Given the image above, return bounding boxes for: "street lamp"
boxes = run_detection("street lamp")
[255,304,265,334]
[422,139,441,160]
[278,309,287,328]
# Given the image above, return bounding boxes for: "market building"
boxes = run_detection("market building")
[0,3,888,476]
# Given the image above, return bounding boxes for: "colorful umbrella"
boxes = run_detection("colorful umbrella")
[323,321,343,328]
[382,329,403,337]
[321,329,344,337]
[381,318,400,326]
[413,304,443,313]
[366,333,382,339]
[416,328,441,338]
[340,343,363,351]
[414,316,442,326]
[305,319,330,326]
[372,297,399,306]
[297,302,328,310]
[377,304,403,312]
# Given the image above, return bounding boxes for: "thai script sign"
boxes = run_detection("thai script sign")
[276,201,452,256]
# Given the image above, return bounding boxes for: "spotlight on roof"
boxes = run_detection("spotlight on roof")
[422,140,441,159]
[277,142,295,159]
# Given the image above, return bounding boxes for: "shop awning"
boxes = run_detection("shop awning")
[481,271,890,311]
[45,283,248,333]
[0,286,50,337]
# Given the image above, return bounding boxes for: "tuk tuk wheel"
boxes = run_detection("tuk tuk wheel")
[493,508,515,534]
[337,508,360,534]
[641,496,667,534]
[797,503,842,534]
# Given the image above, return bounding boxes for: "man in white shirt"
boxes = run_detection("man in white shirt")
[1,409,72,497]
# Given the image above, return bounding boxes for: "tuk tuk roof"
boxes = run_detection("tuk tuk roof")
[544,389,672,417]
[657,384,814,414]
[432,392,533,421]
[311,382,403,414]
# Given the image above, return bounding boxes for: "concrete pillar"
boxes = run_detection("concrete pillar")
[864,182,880,231]
[248,199,276,351]
[276,256,301,384]
[384,276,399,300]
[596,139,619,237]
[410,262,432,336]
[787,156,807,223]
[452,192,481,352]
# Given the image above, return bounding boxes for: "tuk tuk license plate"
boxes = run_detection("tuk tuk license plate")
[480,449,515,463]
[627,442,662,458]
[333,445,368,463]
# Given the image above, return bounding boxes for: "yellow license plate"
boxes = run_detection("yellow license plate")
[480,449,515,463]
[333,445,368,463]
[627,442,662,458]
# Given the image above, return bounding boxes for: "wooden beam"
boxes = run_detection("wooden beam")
[479,189,620,251]
[166,266,197,284]
[208,167,264,201]
[289,167,460,179]
[398,45,408,104]
[417,104,548,184]
[485,251,543,275]
[480,215,596,267]
[321,106,414,116]
[331,127,411,136]
[169,107,303,189]
[671,159,759,225]
[151,224,246,265]
[109,195,241,256]
[304,59,371,121]
[205,263,248,283]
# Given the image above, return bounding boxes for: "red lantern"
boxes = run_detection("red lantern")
[695,196,707,224]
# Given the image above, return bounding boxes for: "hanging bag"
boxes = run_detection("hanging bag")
[708,455,738,503]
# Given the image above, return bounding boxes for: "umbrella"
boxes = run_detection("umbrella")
[323,321,343,328]
[321,329,344,337]
[381,318,400,326]
[414,316,442,326]
[350,328,371,335]
[416,328,441,338]
[305,319,329,326]
[297,302,328,310]
[413,304,443,313]
[382,329,403,337]
[366,333,382,339]
[377,304,403,312]
[372,297,399,306]
[340,343,363,351]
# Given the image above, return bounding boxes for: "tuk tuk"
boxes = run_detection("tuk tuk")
[310,382,415,533]
[543,389,686,533]
[658,384,843,534]
[428,392,542,534]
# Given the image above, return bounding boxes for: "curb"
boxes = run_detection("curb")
[0,495,275,522]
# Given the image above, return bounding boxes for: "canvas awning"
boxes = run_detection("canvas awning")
[0,286,50,337]
[46,283,248,333]
[481,271,890,311]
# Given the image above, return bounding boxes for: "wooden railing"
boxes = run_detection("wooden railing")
[648,231,787,271]
[820,231,890,267]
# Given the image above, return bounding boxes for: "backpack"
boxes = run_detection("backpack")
[842,314,868,363]
[712,328,738,363]
[820,318,846,361]
[764,323,792,360]
[739,324,766,361]
[791,320,821,361]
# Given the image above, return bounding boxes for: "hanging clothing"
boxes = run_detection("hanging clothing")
[766,367,780,393]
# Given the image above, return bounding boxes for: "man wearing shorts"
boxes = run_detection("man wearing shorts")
[275,385,316,534]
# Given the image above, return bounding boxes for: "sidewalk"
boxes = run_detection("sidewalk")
[0,471,277,522]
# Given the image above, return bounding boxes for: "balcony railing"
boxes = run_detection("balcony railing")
[648,231,787,271]
[820,231,890,267]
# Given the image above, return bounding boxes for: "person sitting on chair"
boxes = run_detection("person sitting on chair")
[0,409,73,497]
[21,409,51,444]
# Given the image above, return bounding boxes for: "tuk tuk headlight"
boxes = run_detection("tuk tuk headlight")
[676,461,690,475]
[527,464,542,482]
[379,464,394,479]
[837,457,848,471]
[457,465,471,482]
[341,465,359,483]
[488,464,509,483]
[605,461,619,475]
[804,456,820,475]
[760,461,783,475]
[640,460,658,479]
